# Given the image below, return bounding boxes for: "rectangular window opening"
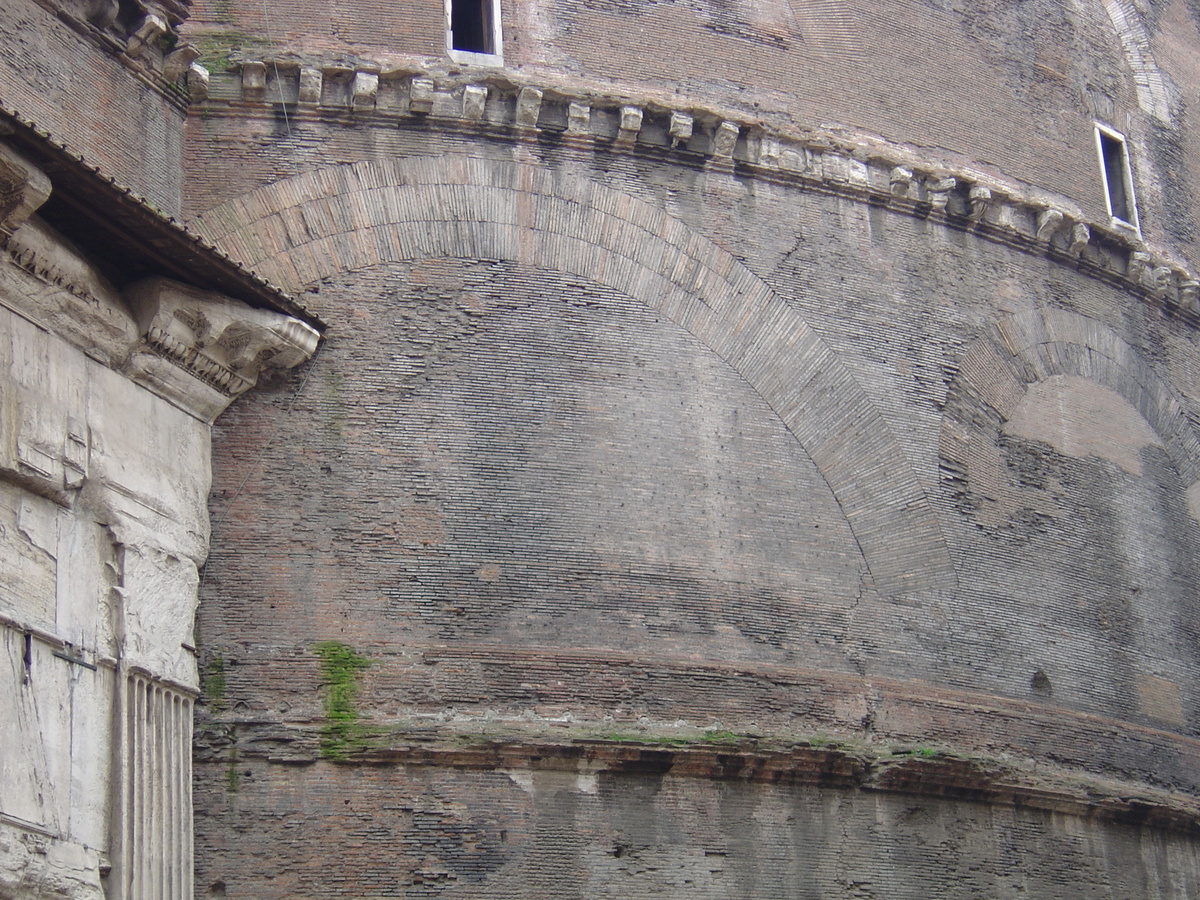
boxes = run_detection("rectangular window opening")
[1095,124,1139,232]
[449,0,497,57]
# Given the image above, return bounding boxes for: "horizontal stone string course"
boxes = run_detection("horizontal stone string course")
[190,61,1200,328]
[206,727,1200,834]
[211,641,1200,805]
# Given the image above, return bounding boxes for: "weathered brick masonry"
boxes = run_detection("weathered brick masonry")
[0,0,189,213]
[0,0,1189,896]
[172,0,1200,889]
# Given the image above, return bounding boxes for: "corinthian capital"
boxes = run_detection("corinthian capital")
[124,277,320,421]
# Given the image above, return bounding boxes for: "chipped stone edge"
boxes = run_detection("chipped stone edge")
[200,62,1200,328]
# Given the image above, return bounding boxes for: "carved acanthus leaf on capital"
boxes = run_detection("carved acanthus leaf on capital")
[123,277,320,422]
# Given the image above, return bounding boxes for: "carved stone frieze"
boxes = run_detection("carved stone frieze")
[123,277,320,422]
[3,218,137,367]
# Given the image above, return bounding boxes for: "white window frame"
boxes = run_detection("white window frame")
[445,0,503,66]
[1094,123,1140,235]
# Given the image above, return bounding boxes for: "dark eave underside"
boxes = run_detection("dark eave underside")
[1,106,322,330]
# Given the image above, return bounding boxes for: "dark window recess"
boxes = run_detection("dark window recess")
[451,0,494,54]
[1099,131,1132,224]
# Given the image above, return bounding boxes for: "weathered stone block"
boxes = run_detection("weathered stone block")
[669,110,693,146]
[298,67,322,104]
[516,86,544,128]
[409,76,434,114]
[463,84,488,121]
[712,120,739,157]
[241,61,267,100]
[566,101,590,135]
[351,71,379,110]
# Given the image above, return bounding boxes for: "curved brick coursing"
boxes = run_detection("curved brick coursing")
[195,155,956,598]
[944,307,1200,488]
[192,62,1200,327]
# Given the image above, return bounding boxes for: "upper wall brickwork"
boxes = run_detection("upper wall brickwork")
[195,146,1200,781]
[191,139,1200,895]
[0,0,189,213]
[183,0,1200,265]
[180,2,1200,895]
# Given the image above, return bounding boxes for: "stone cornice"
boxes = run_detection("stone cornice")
[194,60,1200,330]
[123,276,321,422]
[25,0,197,109]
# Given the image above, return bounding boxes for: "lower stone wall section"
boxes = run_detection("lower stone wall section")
[194,757,1200,899]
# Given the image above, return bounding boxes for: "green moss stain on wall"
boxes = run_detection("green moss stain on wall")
[313,641,372,760]
[203,654,227,709]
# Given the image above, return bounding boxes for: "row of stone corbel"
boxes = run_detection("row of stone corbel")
[48,0,201,82]
[189,60,1200,321]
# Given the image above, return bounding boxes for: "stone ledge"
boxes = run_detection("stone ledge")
[195,723,1200,837]
[193,642,1200,801]
[194,60,1200,330]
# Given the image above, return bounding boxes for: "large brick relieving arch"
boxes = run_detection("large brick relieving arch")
[194,155,955,599]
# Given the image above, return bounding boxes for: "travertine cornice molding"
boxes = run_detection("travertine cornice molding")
[197,60,1200,328]
[196,723,1200,836]
[1,105,315,322]
[123,276,320,422]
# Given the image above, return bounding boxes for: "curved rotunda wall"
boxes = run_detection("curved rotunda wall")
[180,0,1200,896]
[190,141,1200,895]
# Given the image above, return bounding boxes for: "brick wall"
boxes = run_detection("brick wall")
[0,0,187,213]
[182,1,1200,894]
[195,757,1200,898]
[183,0,1200,265]
[192,135,1200,895]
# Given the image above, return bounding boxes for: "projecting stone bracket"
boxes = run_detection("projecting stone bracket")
[162,44,201,82]
[125,14,167,59]
[925,176,956,211]
[0,143,51,240]
[516,87,543,130]
[123,277,320,422]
